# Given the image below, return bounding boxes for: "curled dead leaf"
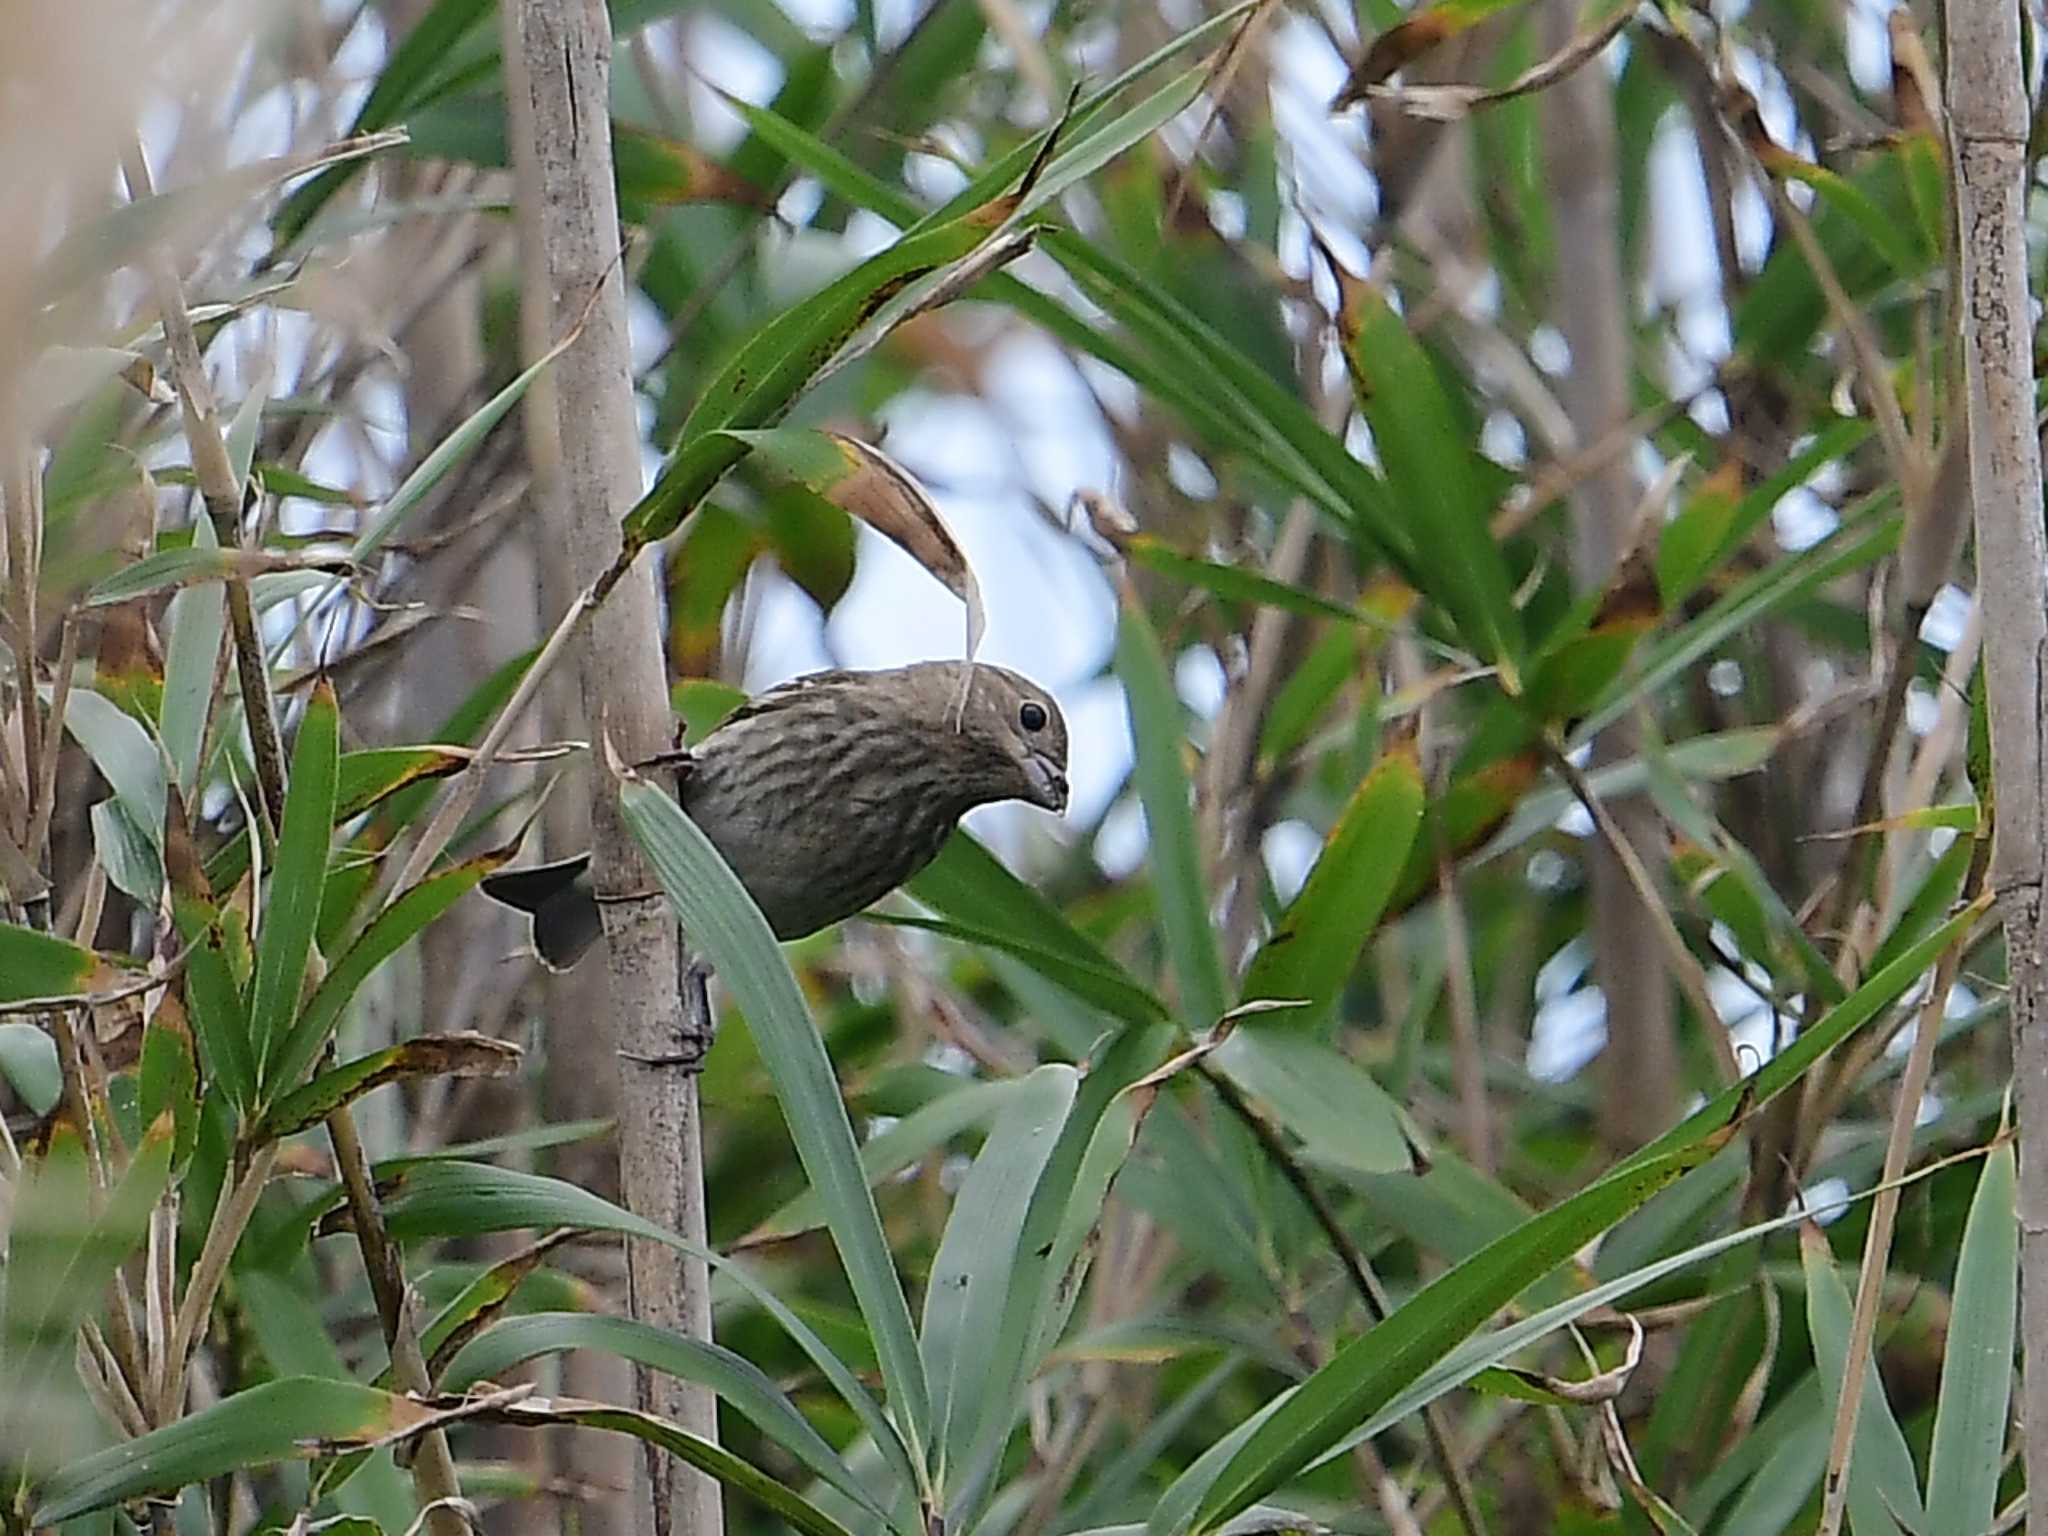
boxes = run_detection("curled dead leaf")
[822,431,986,666]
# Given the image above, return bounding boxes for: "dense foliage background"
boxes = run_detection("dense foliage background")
[0,0,2029,1532]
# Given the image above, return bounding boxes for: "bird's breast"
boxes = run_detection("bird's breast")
[682,723,972,938]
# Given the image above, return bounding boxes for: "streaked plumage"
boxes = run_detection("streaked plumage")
[482,661,1068,969]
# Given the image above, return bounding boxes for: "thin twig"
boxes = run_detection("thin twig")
[1198,1061,1491,1536]
[120,140,290,832]
[2,425,45,863]
[23,610,79,863]
[1436,853,1494,1175]
[1543,737,1741,1083]
[163,1143,279,1417]
[326,1105,467,1531]
[384,578,598,897]
[1816,934,1969,1534]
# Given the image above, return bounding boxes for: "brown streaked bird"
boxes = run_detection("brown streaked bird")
[481,661,1069,970]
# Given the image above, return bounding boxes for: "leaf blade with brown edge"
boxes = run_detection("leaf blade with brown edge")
[731,428,985,661]
[1239,728,1425,1021]
[264,846,518,1107]
[624,219,995,552]
[254,1035,522,1143]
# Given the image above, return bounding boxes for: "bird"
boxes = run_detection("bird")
[481,660,1069,970]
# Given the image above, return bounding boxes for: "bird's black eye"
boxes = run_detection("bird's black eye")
[1019,701,1048,733]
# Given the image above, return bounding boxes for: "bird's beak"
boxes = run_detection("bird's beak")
[1022,751,1069,814]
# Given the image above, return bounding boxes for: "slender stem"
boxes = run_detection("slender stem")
[23,611,79,863]
[1815,939,1967,1536]
[327,1107,468,1535]
[1,426,44,873]
[119,141,289,833]
[1198,1061,1490,1536]
[1543,737,1740,1084]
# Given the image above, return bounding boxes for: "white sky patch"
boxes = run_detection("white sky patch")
[1263,820,1321,903]
[1844,0,1898,94]
[1529,987,1605,1082]
[1175,646,1226,719]
[1918,584,1971,652]
[1535,936,1593,1002]
[683,14,785,153]
[1802,1176,1852,1224]
[1772,487,1839,551]
[1094,795,1147,880]
[1555,801,1595,838]
[1906,680,1938,736]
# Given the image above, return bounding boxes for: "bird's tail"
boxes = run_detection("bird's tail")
[480,855,603,971]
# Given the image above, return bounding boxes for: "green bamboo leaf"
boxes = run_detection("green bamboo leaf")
[137,1014,201,1169]
[61,686,166,859]
[1338,1165,1965,1486]
[237,1273,416,1527]
[224,374,269,492]
[4,1117,174,1474]
[182,923,256,1114]
[1004,65,1206,223]
[205,744,474,895]
[484,1398,862,1536]
[271,0,492,245]
[255,1034,520,1143]
[249,679,339,1085]
[1777,152,1934,285]
[1578,505,1900,742]
[1924,1139,2016,1533]
[0,923,120,1003]
[1116,598,1228,1024]
[91,798,162,906]
[85,546,351,607]
[1173,895,1976,1534]
[38,136,401,304]
[266,849,510,1104]
[443,1313,887,1523]
[1119,537,1373,626]
[0,1022,61,1114]
[913,0,1260,231]
[1181,1131,1734,1533]
[1340,280,1522,673]
[1208,1031,1411,1176]
[873,913,1168,1026]
[1655,422,1869,606]
[617,776,933,1470]
[924,1065,1079,1491]
[160,517,226,797]
[375,1160,918,1498]
[1645,757,1845,1006]
[32,1378,440,1523]
[1616,899,1979,1178]
[751,1078,1019,1243]
[954,1027,1180,1519]
[1239,734,1424,1018]
[1802,1222,1924,1536]
[1044,231,1409,573]
[1688,1378,1826,1532]
[352,338,573,564]
[625,220,991,549]
[908,832,1114,969]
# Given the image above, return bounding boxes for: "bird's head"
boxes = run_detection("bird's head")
[905,661,1069,815]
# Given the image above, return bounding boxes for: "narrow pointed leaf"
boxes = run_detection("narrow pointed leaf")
[618,776,933,1468]
[249,680,340,1085]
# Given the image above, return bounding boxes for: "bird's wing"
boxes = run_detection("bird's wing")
[716,668,864,730]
